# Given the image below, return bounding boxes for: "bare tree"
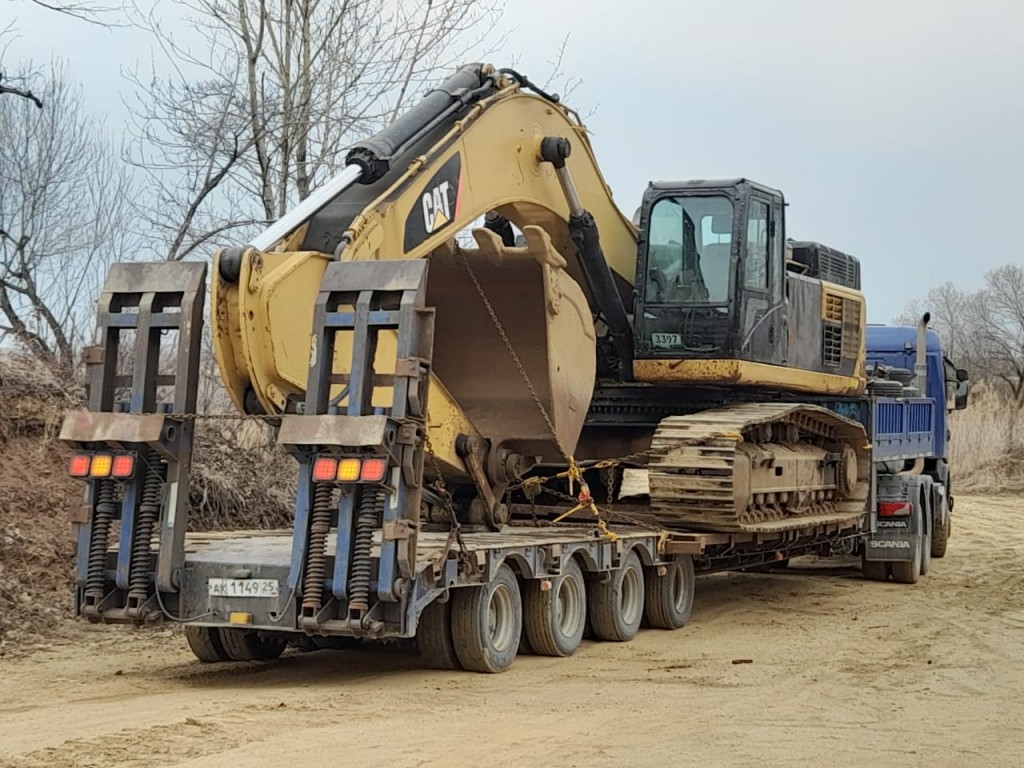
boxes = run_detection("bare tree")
[893,281,972,363]
[13,0,123,25]
[896,265,1024,409]
[0,61,138,369]
[124,0,506,262]
[967,265,1024,407]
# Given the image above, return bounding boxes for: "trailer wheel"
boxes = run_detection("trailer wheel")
[416,597,462,670]
[524,558,587,657]
[184,625,230,662]
[589,549,645,642]
[644,556,695,630]
[218,628,288,661]
[451,564,522,673]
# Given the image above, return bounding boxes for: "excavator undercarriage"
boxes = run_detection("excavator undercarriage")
[647,403,870,532]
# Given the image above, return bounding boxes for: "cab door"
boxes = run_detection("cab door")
[739,193,786,366]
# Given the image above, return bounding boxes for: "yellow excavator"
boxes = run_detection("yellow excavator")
[68,62,954,672]
[212,62,869,534]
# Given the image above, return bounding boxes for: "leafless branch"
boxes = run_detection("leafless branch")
[0,59,141,370]
[122,0,506,261]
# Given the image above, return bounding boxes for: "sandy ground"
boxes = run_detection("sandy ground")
[0,494,1022,768]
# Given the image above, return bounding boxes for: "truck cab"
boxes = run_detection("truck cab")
[860,323,970,582]
[864,325,970,461]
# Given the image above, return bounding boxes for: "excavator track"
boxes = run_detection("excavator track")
[647,403,870,533]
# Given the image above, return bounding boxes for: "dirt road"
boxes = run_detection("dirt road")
[1,495,1022,768]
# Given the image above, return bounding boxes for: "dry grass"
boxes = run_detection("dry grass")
[949,383,1024,493]
[0,353,293,653]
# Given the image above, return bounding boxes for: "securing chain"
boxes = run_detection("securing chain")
[423,429,471,569]
[455,244,642,541]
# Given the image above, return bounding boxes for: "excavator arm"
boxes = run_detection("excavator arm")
[211,64,638,478]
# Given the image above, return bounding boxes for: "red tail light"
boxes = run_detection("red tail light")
[111,454,136,478]
[878,501,911,517]
[69,453,92,478]
[360,458,387,482]
[312,457,338,482]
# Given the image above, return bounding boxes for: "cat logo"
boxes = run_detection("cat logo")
[422,181,452,233]
[403,153,463,251]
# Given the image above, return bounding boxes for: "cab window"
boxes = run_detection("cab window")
[645,195,734,305]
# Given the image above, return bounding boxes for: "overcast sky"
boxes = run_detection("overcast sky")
[5,0,1022,322]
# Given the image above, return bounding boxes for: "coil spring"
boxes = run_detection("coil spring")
[348,486,384,613]
[85,480,117,604]
[127,451,163,607]
[301,482,335,615]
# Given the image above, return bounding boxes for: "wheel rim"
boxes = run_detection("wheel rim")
[556,573,583,636]
[671,563,688,613]
[487,583,516,652]
[620,563,643,626]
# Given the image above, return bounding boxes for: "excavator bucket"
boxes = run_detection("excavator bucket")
[425,226,597,461]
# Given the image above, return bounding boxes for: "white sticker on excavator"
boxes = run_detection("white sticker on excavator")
[652,332,682,349]
[422,181,452,233]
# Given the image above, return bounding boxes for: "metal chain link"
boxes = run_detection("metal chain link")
[453,244,670,540]
[455,246,570,461]
[423,430,471,568]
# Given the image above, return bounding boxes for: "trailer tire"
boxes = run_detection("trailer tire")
[218,628,288,661]
[588,549,645,642]
[524,559,587,657]
[416,597,462,670]
[451,564,522,673]
[184,625,229,662]
[644,556,695,630]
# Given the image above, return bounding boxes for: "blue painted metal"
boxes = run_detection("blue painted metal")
[287,461,314,593]
[331,489,357,600]
[324,309,402,328]
[865,324,949,458]
[115,478,141,589]
[376,483,399,603]
[871,397,935,461]
[75,515,92,583]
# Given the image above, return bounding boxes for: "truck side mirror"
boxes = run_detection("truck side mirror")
[955,368,969,382]
[954,380,970,410]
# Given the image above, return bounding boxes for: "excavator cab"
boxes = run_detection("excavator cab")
[629,179,865,396]
[633,179,786,366]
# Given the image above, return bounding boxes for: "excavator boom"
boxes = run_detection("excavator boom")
[212,64,637,476]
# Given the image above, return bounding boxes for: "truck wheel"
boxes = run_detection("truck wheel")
[919,519,932,577]
[931,500,950,558]
[524,559,587,657]
[451,564,522,673]
[184,625,230,662]
[589,549,645,642]
[891,504,923,585]
[644,556,695,630]
[861,555,890,582]
[218,628,288,661]
[416,597,462,670]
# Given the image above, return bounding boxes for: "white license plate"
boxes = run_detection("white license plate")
[651,332,682,348]
[208,578,280,598]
